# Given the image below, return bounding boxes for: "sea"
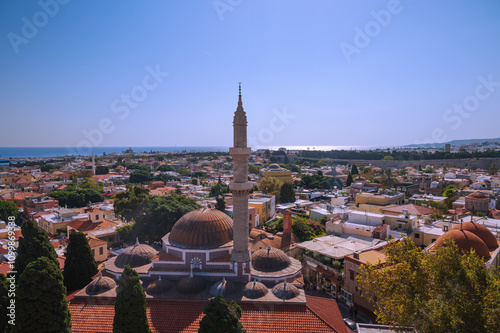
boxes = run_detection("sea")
[0,145,377,163]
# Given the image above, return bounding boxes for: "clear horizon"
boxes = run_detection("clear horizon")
[1,1,500,149]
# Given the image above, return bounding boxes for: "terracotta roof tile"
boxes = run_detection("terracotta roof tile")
[69,296,345,332]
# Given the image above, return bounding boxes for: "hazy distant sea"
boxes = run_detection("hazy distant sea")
[0,145,376,160]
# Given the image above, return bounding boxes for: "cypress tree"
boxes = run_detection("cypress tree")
[64,231,99,292]
[15,218,58,280]
[346,173,353,187]
[113,265,150,333]
[15,257,71,333]
[199,295,245,333]
[351,164,359,176]
[279,182,296,204]
[215,195,226,212]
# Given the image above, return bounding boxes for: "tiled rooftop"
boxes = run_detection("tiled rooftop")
[68,295,347,333]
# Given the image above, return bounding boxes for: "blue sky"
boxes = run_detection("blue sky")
[1,0,499,149]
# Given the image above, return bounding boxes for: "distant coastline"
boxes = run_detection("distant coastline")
[0,145,376,159]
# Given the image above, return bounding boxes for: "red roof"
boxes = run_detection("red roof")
[0,262,12,276]
[67,219,114,232]
[68,296,346,333]
[381,203,433,216]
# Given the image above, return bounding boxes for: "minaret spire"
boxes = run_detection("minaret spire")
[237,82,243,111]
[229,82,252,275]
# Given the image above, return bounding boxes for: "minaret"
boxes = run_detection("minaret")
[230,83,252,267]
[91,152,96,175]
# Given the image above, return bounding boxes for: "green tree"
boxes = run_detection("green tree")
[215,195,226,212]
[248,164,261,175]
[15,257,71,333]
[0,199,18,223]
[63,232,98,292]
[358,238,500,333]
[191,178,198,185]
[132,194,200,242]
[351,164,359,176]
[489,163,498,176]
[199,295,245,333]
[129,169,152,184]
[15,218,59,281]
[279,182,296,203]
[0,274,8,333]
[157,164,174,172]
[258,176,283,202]
[113,265,150,333]
[95,165,109,175]
[114,186,150,222]
[382,155,394,160]
[346,173,353,187]
[209,183,229,197]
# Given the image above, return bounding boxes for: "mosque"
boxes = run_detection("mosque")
[78,84,303,301]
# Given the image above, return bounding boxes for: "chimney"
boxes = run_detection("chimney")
[282,209,292,250]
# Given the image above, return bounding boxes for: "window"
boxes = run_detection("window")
[350,270,354,281]
[249,214,252,220]
[92,249,95,257]
[444,226,448,231]
[415,233,420,239]
[96,214,99,220]
[99,247,103,255]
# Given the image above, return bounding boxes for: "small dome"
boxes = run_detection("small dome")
[86,274,116,295]
[177,274,206,294]
[451,222,498,249]
[243,280,268,299]
[115,239,157,268]
[169,208,233,249]
[146,277,174,295]
[272,281,300,300]
[268,164,281,169]
[434,229,491,258]
[210,277,235,297]
[251,245,291,272]
[466,192,488,199]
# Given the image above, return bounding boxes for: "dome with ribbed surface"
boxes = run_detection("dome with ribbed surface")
[272,281,300,300]
[86,274,116,295]
[451,222,499,249]
[168,208,233,249]
[146,277,174,295]
[210,277,235,297]
[115,240,157,268]
[177,274,206,294]
[251,245,291,272]
[434,229,491,258]
[243,280,268,299]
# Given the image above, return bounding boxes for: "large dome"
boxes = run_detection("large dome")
[251,245,291,272]
[434,229,491,258]
[115,240,157,268]
[168,208,233,249]
[451,222,498,249]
